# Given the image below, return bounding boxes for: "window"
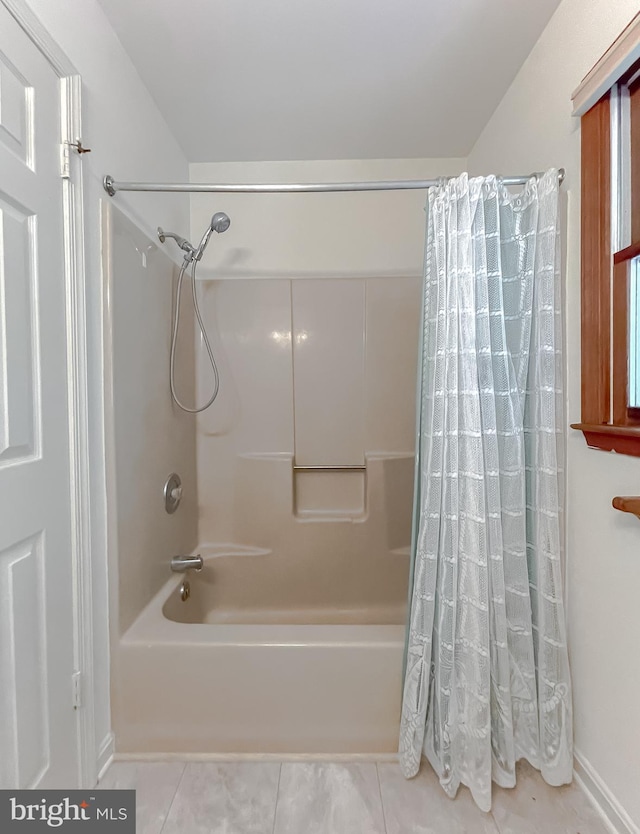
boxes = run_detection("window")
[628,256,640,410]
[573,45,640,455]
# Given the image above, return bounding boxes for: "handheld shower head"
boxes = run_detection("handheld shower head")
[159,213,230,413]
[195,211,231,260]
[210,212,231,233]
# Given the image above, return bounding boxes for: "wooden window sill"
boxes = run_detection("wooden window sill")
[571,422,640,455]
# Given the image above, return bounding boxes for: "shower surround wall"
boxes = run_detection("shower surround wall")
[192,276,419,619]
[190,159,466,618]
[103,204,198,635]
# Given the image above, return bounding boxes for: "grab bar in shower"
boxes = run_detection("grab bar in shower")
[293,464,366,472]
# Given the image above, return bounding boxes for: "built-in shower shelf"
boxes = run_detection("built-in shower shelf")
[293,463,366,519]
[293,465,367,472]
[612,496,640,519]
[295,511,367,523]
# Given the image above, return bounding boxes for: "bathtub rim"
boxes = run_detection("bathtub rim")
[123,573,406,648]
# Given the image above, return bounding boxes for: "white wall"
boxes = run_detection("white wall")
[22,0,190,781]
[468,1,640,828]
[190,159,466,280]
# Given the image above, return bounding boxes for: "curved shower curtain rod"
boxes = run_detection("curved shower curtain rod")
[103,169,565,196]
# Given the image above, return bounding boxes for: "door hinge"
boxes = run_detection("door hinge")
[60,142,71,179]
[60,139,92,179]
[72,671,83,710]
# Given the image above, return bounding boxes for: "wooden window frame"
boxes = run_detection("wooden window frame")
[572,64,640,456]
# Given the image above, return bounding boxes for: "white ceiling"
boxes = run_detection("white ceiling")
[97,0,562,163]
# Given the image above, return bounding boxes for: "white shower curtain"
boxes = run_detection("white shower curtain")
[399,170,572,811]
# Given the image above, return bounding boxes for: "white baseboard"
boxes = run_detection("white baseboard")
[574,751,639,834]
[113,752,399,763]
[96,733,115,782]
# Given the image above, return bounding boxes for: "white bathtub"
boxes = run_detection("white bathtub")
[113,552,406,755]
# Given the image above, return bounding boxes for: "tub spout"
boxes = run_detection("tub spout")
[171,554,203,572]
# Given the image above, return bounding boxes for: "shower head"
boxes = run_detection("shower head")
[194,211,231,260]
[210,212,231,234]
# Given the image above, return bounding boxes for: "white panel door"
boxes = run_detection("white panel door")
[0,5,79,788]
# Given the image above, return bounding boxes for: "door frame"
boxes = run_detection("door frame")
[2,0,97,788]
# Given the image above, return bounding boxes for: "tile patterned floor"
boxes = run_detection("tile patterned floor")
[98,759,610,834]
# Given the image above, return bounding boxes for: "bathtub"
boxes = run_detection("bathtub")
[113,548,407,755]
